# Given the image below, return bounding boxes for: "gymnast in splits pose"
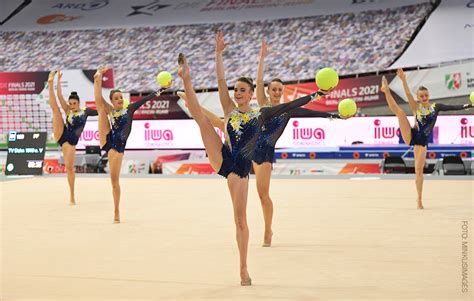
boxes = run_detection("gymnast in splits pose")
[179,38,343,247]
[48,68,98,205]
[177,31,327,286]
[381,69,472,209]
[93,66,165,222]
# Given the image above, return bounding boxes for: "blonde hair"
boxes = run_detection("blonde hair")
[417,86,428,92]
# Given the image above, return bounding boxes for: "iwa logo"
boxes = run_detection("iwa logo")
[144,122,173,141]
[445,73,462,90]
[373,119,399,141]
[292,120,325,145]
[460,118,474,140]
[79,130,99,141]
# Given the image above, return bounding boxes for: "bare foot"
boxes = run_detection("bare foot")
[69,197,76,206]
[240,268,251,286]
[114,211,120,223]
[262,230,273,247]
[417,199,424,209]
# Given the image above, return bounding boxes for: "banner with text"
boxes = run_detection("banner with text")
[75,115,474,150]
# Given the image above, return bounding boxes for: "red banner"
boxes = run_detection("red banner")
[130,95,190,120]
[0,72,49,94]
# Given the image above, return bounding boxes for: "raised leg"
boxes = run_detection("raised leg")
[97,111,111,148]
[381,76,413,144]
[178,56,224,171]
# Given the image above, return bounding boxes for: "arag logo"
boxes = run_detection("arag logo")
[445,73,462,90]
[52,0,109,11]
[128,0,171,17]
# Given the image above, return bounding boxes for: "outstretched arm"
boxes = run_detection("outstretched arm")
[93,66,112,113]
[56,67,70,114]
[260,91,324,121]
[84,108,98,117]
[128,88,166,113]
[178,91,225,131]
[215,31,235,116]
[397,69,418,113]
[256,39,269,107]
[435,103,472,112]
[290,107,340,119]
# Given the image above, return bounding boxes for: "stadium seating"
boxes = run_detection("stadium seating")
[1,3,432,91]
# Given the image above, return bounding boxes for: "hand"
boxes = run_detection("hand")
[177,91,188,107]
[215,30,227,53]
[380,76,389,93]
[317,87,334,96]
[48,70,56,82]
[57,67,62,81]
[178,65,191,81]
[397,68,406,81]
[94,66,108,79]
[260,38,269,58]
[177,54,191,81]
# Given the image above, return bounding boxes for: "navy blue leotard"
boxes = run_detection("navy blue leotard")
[218,92,320,178]
[253,106,339,164]
[58,108,98,146]
[102,92,157,153]
[410,103,470,146]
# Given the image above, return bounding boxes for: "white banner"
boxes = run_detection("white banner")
[1,0,430,31]
[389,61,474,102]
[391,0,474,68]
[275,115,474,146]
[77,119,226,149]
[40,69,116,104]
[76,115,474,149]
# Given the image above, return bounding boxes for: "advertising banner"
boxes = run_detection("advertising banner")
[1,0,430,31]
[75,115,474,150]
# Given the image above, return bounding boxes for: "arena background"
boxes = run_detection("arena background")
[1,1,473,300]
